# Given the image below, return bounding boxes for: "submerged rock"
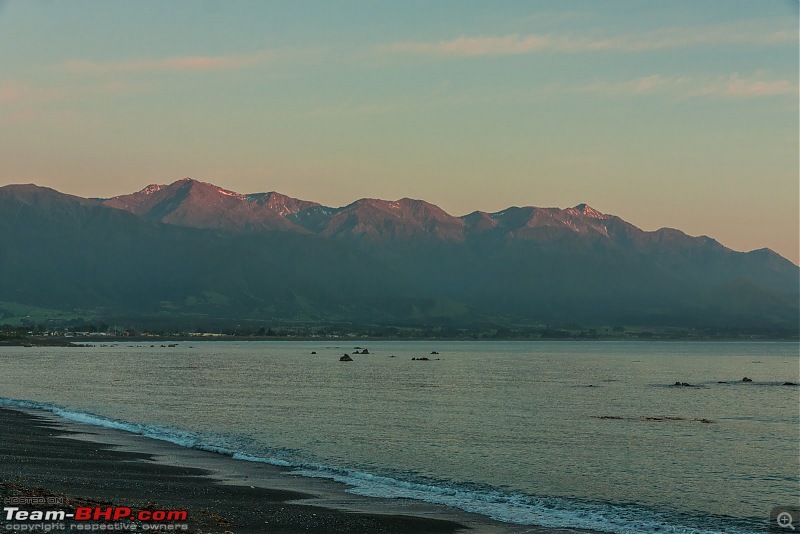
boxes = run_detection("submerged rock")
[742,377,753,382]
[782,381,798,386]
[593,415,715,424]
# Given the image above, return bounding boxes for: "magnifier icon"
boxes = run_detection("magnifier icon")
[778,511,796,530]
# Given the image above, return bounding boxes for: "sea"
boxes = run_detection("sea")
[0,340,798,533]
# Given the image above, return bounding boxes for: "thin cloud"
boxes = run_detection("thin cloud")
[4,108,45,124]
[0,79,153,107]
[384,20,796,57]
[63,51,275,74]
[98,80,153,95]
[307,72,794,120]
[391,34,550,57]
[576,75,691,96]
[0,82,27,104]
[587,22,796,52]
[693,74,797,98]
[0,78,153,127]
[2,107,93,127]
[576,73,796,99]
[0,81,65,105]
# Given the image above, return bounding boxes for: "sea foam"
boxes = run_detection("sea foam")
[0,397,760,534]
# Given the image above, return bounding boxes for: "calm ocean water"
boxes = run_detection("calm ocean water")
[1,341,798,532]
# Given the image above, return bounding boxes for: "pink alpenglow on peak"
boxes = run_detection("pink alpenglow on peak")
[568,204,610,219]
[102,178,305,233]
[140,184,164,195]
[93,178,771,250]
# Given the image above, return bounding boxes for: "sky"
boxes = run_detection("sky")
[1,0,798,263]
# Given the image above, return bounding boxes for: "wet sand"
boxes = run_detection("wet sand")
[0,406,581,533]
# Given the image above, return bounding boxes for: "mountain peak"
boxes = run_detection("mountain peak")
[103,178,307,233]
[569,203,608,219]
[166,178,247,200]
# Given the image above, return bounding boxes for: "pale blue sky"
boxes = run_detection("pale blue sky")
[1,1,797,262]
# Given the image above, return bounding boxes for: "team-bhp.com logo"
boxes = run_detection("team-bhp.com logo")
[4,505,188,531]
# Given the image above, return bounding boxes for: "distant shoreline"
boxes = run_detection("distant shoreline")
[1,334,798,347]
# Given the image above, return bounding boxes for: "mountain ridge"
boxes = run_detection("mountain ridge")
[1,179,797,331]
[95,178,789,261]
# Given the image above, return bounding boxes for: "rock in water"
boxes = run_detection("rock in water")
[340,354,353,362]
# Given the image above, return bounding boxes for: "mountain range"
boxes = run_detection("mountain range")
[1,178,797,333]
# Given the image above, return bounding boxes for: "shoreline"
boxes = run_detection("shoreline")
[3,336,798,347]
[0,406,581,533]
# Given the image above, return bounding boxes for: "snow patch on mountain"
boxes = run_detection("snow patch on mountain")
[568,204,609,219]
[140,184,164,195]
[215,186,246,201]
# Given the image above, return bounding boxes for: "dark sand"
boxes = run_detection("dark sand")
[0,407,581,533]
